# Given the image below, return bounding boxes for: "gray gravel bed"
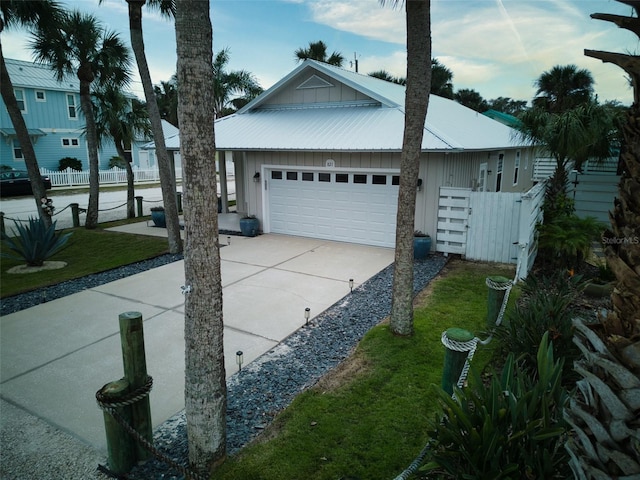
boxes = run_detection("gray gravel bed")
[126,254,448,480]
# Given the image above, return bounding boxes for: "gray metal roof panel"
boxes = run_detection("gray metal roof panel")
[5,58,80,92]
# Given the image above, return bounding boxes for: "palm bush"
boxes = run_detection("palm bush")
[423,333,570,479]
[494,272,584,384]
[58,157,82,171]
[1,217,72,266]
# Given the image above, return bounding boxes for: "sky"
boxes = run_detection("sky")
[3,0,636,106]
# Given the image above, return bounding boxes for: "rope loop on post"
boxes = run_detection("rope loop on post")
[95,375,153,410]
[485,277,513,328]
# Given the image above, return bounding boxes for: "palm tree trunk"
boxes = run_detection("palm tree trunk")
[79,77,100,229]
[175,0,226,475]
[0,46,52,228]
[127,0,182,253]
[389,0,431,336]
[114,142,135,218]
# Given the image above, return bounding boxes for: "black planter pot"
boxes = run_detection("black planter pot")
[414,236,432,260]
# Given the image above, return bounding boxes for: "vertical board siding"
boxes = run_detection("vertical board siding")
[569,171,619,224]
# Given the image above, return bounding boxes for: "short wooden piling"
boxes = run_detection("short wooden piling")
[70,203,80,228]
[176,191,183,213]
[441,327,475,396]
[98,378,136,474]
[0,212,4,235]
[135,196,143,217]
[119,311,153,461]
[486,276,511,328]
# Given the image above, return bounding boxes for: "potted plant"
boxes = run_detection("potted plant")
[413,230,431,260]
[150,206,166,228]
[239,215,260,237]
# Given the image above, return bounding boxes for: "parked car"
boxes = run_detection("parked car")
[0,170,52,197]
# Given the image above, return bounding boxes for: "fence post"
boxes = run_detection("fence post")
[135,196,143,217]
[176,191,182,213]
[70,203,80,228]
[0,212,4,235]
[97,379,136,474]
[486,276,511,328]
[119,311,153,461]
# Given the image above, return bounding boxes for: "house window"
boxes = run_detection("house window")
[14,89,26,113]
[271,170,283,180]
[372,175,387,185]
[302,172,314,181]
[353,174,367,184]
[35,90,46,102]
[66,94,77,119]
[286,171,298,180]
[335,173,349,183]
[513,151,520,186]
[62,137,80,147]
[318,172,331,182]
[496,153,504,192]
[12,139,23,160]
[392,175,400,185]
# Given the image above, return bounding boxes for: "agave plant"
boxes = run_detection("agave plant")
[1,217,72,267]
[565,3,640,479]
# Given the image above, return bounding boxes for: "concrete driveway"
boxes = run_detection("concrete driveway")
[0,228,394,452]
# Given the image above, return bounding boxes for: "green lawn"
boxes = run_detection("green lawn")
[0,219,170,298]
[216,260,516,480]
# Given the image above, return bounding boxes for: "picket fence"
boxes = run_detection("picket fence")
[40,166,183,187]
[437,182,545,280]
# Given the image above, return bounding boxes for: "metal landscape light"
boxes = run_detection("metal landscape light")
[236,350,243,371]
[227,236,231,246]
[305,307,311,326]
[349,278,354,293]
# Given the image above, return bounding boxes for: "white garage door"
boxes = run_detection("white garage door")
[267,168,399,247]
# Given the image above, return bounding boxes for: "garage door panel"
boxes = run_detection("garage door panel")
[268,169,398,247]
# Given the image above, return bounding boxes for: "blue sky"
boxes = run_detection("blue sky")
[3,0,635,105]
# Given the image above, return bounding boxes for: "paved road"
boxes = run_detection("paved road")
[1,182,235,230]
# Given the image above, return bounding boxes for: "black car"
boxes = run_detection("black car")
[0,170,52,197]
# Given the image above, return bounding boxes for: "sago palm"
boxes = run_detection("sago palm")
[565,2,640,478]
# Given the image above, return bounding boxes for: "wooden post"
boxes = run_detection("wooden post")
[0,212,4,235]
[135,196,143,217]
[119,311,153,461]
[98,378,136,474]
[176,191,182,213]
[441,327,474,396]
[70,203,80,228]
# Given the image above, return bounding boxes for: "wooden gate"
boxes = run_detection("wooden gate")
[437,183,545,280]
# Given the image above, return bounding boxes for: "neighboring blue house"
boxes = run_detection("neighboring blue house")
[1,58,149,171]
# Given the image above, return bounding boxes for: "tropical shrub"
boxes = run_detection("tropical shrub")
[108,155,127,169]
[494,272,584,384]
[422,333,570,479]
[58,156,82,171]
[537,214,604,270]
[1,217,73,266]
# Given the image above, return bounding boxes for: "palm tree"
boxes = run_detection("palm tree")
[93,84,151,218]
[368,69,406,85]
[213,48,262,118]
[0,0,64,228]
[565,3,640,478]
[454,88,488,112]
[31,10,131,229]
[518,101,618,222]
[154,75,178,126]
[175,0,226,475]
[431,58,453,98]
[533,64,594,113]
[294,40,345,66]
[387,0,432,336]
[122,0,182,254]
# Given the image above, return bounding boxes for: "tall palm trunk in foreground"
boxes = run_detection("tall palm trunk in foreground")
[390,0,432,336]
[175,0,226,475]
[566,2,640,478]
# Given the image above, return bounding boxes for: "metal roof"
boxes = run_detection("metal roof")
[154,59,524,152]
[5,58,79,92]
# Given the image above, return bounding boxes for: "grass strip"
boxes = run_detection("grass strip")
[0,220,169,298]
[216,260,516,480]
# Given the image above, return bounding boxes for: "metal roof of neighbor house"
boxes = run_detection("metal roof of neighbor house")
[5,58,80,92]
[155,59,523,152]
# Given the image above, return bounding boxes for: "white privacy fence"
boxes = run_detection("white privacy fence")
[437,182,545,280]
[40,166,184,187]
